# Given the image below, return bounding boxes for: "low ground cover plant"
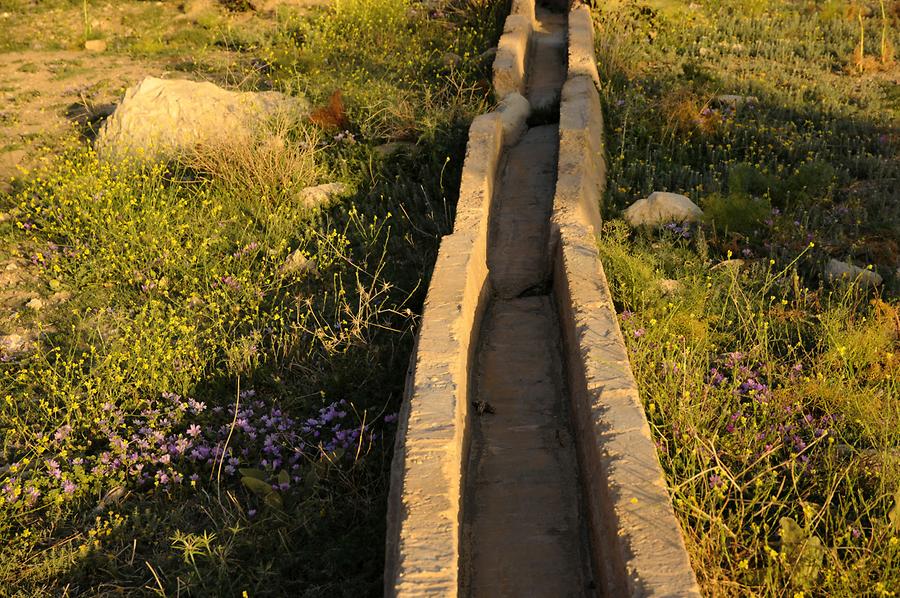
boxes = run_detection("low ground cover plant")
[0,0,505,594]
[595,0,898,594]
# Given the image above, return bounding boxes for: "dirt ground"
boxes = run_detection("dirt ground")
[0,50,171,189]
[0,0,327,191]
[0,0,329,355]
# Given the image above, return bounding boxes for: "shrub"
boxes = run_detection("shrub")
[702,192,771,235]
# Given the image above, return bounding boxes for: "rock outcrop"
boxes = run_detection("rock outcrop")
[96,77,308,161]
[624,191,704,227]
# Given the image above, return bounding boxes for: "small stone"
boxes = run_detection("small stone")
[441,52,462,68]
[280,249,317,276]
[49,291,72,305]
[256,0,324,12]
[713,94,758,108]
[84,39,107,52]
[297,182,350,210]
[658,279,683,295]
[25,297,44,311]
[374,142,416,158]
[624,192,704,227]
[825,259,882,287]
[0,331,35,356]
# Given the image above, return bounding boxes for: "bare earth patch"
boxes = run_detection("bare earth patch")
[0,0,331,191]
[0,51,172,190]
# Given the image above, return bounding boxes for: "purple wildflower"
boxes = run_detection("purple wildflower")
[25,486,40,506]
[46,459,62,479]
[54,424,73,442]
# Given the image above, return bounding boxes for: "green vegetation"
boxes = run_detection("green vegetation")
[0,0,506,594]
[3,0,897,594]
[595,0,899,594]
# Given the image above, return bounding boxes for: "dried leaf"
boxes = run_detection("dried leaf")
[239,468,267,481]
[889,486,900,532]
[241,476,272,497]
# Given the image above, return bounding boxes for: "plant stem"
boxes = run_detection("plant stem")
[83,0,91,41]
[858,11,865,73]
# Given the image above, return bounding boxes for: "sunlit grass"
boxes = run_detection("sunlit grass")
[0,0,506,593]
[595,1,898,594]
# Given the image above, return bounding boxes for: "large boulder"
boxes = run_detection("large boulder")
[95,77,309,161]
[624,191,704,227]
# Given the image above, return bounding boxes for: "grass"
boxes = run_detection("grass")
[0,0,507,594]
[594,0,899,595]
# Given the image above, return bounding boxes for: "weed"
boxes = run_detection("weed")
[186,117,326,205]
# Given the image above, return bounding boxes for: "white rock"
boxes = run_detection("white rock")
[658,279,683,295]
[0,332,35,356]
[297,182,350,210]
[280,249,317,276]
[95,77,309,162]
[256,0,324,12]
[825,259,882,287]
[49,291,73,305]
[714,94,758,108]
[84,39,107,52]
[497,92,530,146]
[624,192,704,227]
